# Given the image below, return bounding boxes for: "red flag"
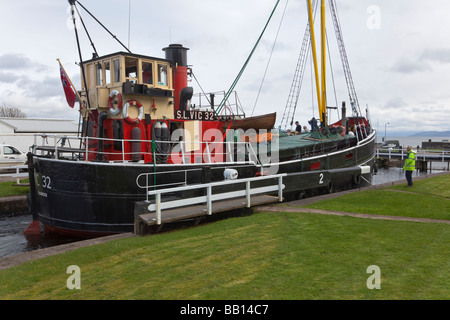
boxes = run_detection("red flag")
[60,65,76,108]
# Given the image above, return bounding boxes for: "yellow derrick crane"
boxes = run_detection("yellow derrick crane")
[307,0,327,126]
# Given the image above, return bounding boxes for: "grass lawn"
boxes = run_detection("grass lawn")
[0,174,448,300]
[0,180,29,197]
[0,210,448,300]
[302,174,450,221]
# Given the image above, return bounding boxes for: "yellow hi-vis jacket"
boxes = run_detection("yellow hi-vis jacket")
[403,150,416,171]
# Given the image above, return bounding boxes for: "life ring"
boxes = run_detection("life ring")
[123,100,144,124]
[108,90,122,116]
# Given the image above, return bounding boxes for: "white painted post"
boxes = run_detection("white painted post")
[155,193,161,225]
[85,137,89,160]
[15,167,20,185]
[205,142,211,163]
[145,174,149,203]
[207,185,212,215]
[248,143,258,164]
[181,141,186,164]
[278,176,283,202]
[121,139,125,162]
[246,181,251,207]
[54,136,58,159]
[227,141,233,162]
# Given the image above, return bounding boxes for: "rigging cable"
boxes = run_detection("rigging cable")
[68,0,92,150]
[75,0,132,53]
[68,0,91,111]
[216,0,281,116]
[128,0,131,50]
[74,5,98,58]
[328,0,366,138]
[251,0,289,117]
[326,30,339,121]
[191,71,211,107]
[310,48,315,119]
[280,0,318,130]
[328,0,361,117]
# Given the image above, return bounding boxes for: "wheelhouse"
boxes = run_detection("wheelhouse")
[80,52,175,121]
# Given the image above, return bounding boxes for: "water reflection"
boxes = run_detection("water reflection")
[372,167,443,186]
[0,214,31,258]
[0,213,80,259]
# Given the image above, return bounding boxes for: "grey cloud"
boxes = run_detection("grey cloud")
[420,48,450,64]
[390,47,450,74]
[383,97,408,109]
[0,54,34,69]
[0,71,22,83]
[0,53,61,100]
[20,76,62,99]
[29,77,62,99]
[0,53,49,72]
[0,73,62,99]
[390,56,431,74]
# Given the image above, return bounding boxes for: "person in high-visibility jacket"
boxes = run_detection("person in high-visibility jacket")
[403,145,416,187]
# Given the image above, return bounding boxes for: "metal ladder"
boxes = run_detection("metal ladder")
[328,0,361,118]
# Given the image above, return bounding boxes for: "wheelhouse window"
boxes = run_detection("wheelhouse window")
[142,61,153,85]
[104,61,111,85]
[96,63,103,86]
[157,63,168,87]
[86,55,171,89]
[83,64,94,89]
[125,57,138,83]
[113,59,121,83]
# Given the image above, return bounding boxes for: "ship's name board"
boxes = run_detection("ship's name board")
[175,110,217,121]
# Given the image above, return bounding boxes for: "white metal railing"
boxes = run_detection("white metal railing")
[136,168,203,201]
[376,148,450,162]
[139,173,286,225]
[0,165,28,184]
[193,90,246,118]
[32,133,263,166]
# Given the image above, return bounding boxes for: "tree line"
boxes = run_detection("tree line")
[0,104,26,118]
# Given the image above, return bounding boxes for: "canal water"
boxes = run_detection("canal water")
[0,213,80,259]
[0,166,445,259]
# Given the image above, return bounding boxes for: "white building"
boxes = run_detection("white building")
[0,118,79,153]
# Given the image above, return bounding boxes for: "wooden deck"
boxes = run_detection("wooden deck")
[134,194,279,235]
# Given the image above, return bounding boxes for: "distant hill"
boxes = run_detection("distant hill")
[409,131,450,137]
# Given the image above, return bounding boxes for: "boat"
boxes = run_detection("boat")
[26,0,376,237]
[224,112,277,130]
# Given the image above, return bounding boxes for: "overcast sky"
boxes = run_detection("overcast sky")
[1,0,450,135]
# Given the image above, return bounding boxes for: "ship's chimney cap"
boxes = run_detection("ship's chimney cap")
[163,44,190,51]
[163,44,190,67]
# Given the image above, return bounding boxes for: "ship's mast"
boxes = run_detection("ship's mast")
[283,0,364,130]
[307,0,327,127]
[320,0,327,126]
[68,0,91,111]
[306,0,322,120]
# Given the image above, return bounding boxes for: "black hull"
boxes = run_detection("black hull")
[30,133,376,237]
